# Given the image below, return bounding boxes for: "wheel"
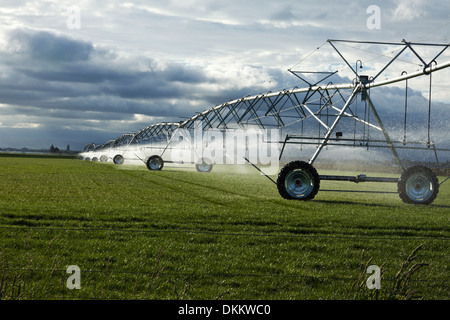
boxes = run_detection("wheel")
[100,155,108,162]
[277,161,320,200]
[146,155,164,171]
[113,155,124,165]
[195,160,213,173]
[92,157,98,162]
[398,166,439,205]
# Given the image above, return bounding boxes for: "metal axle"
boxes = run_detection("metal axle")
[319,174,399,183]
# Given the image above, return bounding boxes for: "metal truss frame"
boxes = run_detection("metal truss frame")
[81,39,450,197]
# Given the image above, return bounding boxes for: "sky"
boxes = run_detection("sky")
[0,0,449,153]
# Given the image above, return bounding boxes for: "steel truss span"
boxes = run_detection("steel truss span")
[79,39,450,204]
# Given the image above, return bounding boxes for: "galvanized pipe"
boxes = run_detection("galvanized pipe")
[180,60,450,128]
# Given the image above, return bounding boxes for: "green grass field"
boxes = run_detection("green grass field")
[0,155,448,300]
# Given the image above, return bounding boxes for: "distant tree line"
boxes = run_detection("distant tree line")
[49,144,73,154]
[50,145,60,153]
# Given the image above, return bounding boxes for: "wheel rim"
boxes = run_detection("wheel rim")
[114,155,124,165]
[100,155,108,162]
[197,163,212,172]
[149,157,162,170]
[285,169,315,198]
[405,173,434,202]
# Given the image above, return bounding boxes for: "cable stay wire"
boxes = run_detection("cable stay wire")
[288,40,328,70]
[334,42,425,68]
[412,20,450,43]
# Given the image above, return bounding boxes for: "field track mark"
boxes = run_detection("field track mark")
[118,169,228,207]
[126,170,308,213]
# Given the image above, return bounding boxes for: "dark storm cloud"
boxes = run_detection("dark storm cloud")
[0,28,223,122]
[5,28,206,87]
[0,27,283,150]
[0,27,282,124]
[9,28,93,62]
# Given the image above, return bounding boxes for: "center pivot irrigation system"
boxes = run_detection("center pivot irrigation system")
[79,39,450,205]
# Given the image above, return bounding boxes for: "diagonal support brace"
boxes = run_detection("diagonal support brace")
[309,85,360,164]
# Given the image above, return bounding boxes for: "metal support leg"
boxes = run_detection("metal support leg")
[365,95,405,171]
[432,143,440,169]
[309,85,360,165]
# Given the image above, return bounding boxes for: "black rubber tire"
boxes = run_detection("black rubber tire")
[195,160,213,173]
[146,155,164,171]
[277,161,320,200]
[113,155,124,165]
[398,166,439,205]
[92,157,98,162]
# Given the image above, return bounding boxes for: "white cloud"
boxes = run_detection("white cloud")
[391,0,427,21]
[12,122,41,129]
